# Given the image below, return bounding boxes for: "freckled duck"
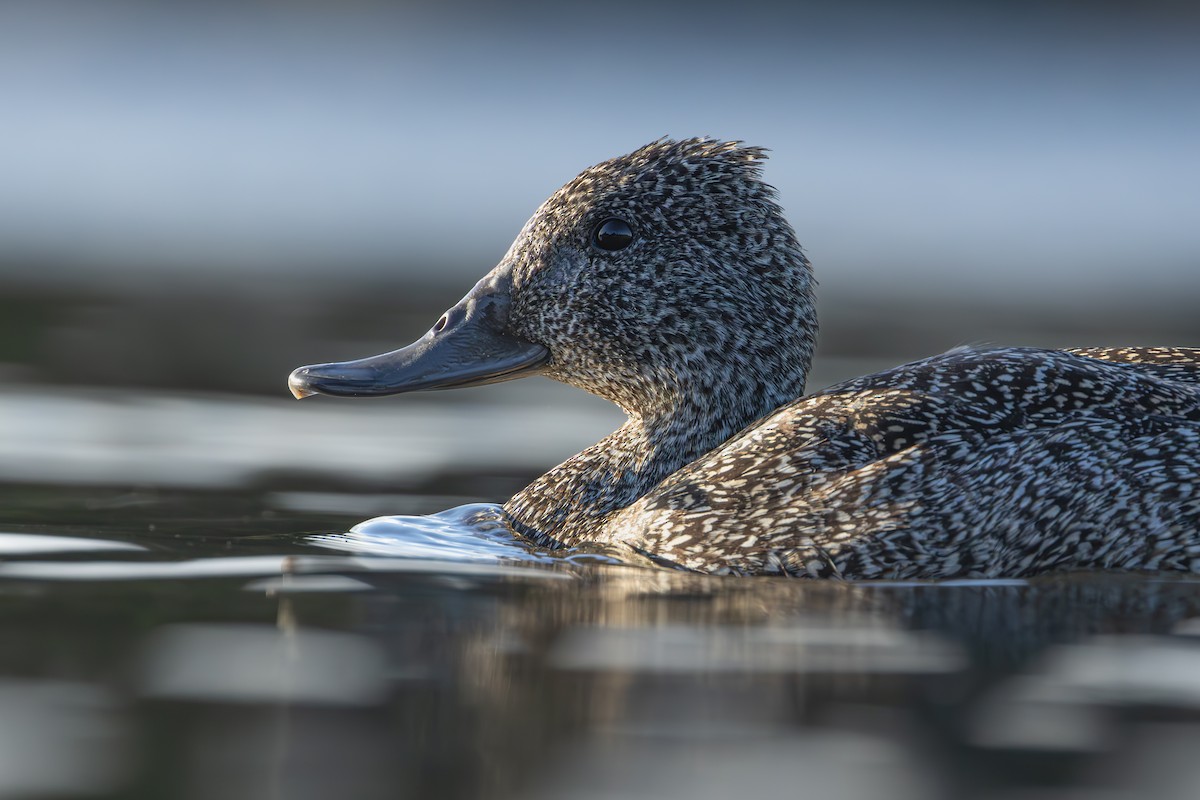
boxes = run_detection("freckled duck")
[289,138,1200,579]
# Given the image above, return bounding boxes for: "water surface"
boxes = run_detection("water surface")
[3,481,1200,799]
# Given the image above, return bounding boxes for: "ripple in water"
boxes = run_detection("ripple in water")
[308,504,554,564]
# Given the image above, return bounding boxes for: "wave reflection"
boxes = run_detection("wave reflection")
[308,503,552,564]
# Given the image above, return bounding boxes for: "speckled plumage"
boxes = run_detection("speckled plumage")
[476,140,1200,578]
[615,345,1200,578]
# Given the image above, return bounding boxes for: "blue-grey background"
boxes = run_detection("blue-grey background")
[0,0,1197,490]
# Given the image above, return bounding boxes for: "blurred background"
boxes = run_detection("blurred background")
[2,1,1199,428]
[2,0,1197,494]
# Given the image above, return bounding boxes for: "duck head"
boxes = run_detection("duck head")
[290,138,816,421]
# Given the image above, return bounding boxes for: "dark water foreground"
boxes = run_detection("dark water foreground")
[2,487,1200,799]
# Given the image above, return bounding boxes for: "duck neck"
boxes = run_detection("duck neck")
[503,369,808,548]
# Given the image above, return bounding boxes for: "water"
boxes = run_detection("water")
[3,486,1200,799]
[313,504,546,563]
[5,385,1200,799]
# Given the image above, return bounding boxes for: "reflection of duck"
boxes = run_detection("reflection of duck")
[290,138,1200,579]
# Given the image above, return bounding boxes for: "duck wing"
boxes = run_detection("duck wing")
[1070,346,1200,385]
[613,346,1200,579]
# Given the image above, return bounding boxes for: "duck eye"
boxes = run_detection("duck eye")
[592,218,634,252]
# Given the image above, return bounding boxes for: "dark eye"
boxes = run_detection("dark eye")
[592,218,634,252]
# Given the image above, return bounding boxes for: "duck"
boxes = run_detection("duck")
[289,138,1200,579]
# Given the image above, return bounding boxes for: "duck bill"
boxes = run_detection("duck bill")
[288,271,548,399]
